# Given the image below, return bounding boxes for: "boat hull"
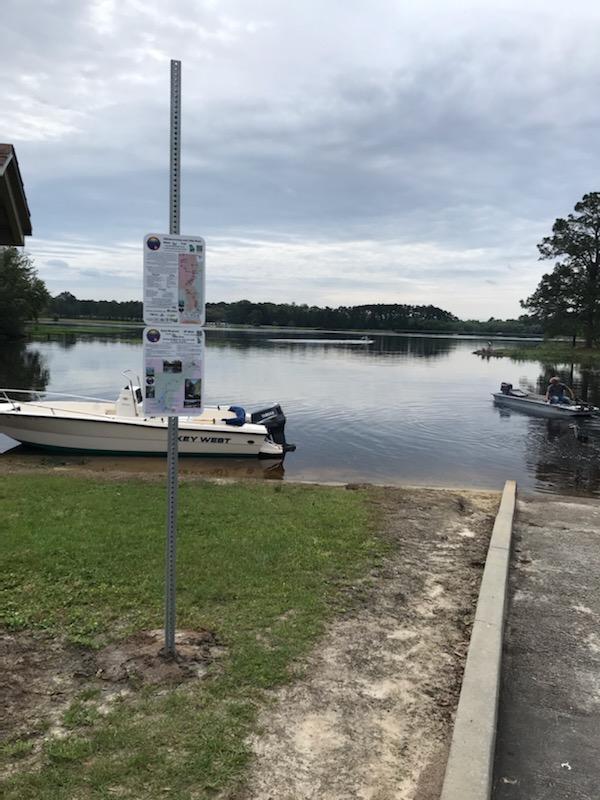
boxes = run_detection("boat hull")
[0,403,283,457]
[492,393,594,418]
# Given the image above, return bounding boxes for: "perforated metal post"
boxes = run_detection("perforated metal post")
[169,60,181,237]
[164,59,181,659]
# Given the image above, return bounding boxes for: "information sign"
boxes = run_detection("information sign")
[142,326,204,416]
[143,233,205,325]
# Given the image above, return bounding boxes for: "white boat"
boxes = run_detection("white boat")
[492,383,597,418]
[0,374,295,458]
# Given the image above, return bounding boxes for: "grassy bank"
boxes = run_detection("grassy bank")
[24,319,543,338]
[0,476,385,799]
[27,320,143,336]
[501,342,600,365]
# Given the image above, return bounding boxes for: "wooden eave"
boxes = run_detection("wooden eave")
[0,144,32,246]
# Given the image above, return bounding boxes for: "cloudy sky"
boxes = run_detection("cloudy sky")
[3,0,600,319]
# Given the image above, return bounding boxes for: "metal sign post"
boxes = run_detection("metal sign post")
[165,59,181,658]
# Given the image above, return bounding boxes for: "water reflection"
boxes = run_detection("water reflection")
[0,340,49,394]
[34,332,140,349]
[206,330,457,360]
[524,416,600,496]
[368,335,455,359]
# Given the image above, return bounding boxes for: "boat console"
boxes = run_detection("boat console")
[115,385,142,417]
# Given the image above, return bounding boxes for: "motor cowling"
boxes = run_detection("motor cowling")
[250,404,296,452]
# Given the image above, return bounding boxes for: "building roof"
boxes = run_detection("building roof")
[0,144,32,246]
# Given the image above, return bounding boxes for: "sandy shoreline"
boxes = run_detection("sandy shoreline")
[238,487,498,800]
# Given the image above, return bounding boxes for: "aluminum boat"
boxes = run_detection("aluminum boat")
[492,383,597,418]
[0,373,294,458]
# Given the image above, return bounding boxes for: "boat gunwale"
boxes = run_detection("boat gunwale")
[492,392,595,416]
[0,406,271,435]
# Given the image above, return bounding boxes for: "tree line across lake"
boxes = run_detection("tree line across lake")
[41,292,539,336]
[3,190,600,343]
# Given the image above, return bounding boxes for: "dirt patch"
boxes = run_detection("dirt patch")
[0,628,222,748]
[95,629,223,684]
[0,631,94,743]
[238,487,498,800]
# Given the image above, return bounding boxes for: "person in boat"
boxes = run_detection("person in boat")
[545,376,575,405]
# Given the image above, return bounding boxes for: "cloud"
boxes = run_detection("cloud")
[3,0,600,317]
[27,230,537,318]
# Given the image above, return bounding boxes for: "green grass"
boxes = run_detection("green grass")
[502,342,600,365]
[27,322,142,336]
[0,476,385,799]
[0,740,35,760]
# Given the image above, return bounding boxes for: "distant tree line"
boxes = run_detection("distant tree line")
[205,300,540,334]
[206,301,461,330]
[47,292,143,321]
[43,292,541,335]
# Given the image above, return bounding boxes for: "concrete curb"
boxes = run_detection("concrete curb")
[440,479,517,800]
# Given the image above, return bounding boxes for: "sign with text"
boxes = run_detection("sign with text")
[143,233,205,325]
[142,326,204,416]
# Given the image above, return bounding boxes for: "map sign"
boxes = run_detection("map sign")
[143,233,205,325]
[142,326,205,416]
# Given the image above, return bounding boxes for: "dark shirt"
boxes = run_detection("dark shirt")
[547,382,567,398]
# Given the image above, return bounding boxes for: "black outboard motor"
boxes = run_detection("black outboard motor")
[250,404,296,453]
[500,382,513,395]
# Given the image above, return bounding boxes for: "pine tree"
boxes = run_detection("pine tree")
[522,193,600,347]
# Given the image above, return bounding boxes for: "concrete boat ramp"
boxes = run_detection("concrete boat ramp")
[492,495,600,800]
[441,483,600,800]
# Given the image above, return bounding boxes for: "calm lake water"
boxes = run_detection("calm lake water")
[2,329,600,496]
